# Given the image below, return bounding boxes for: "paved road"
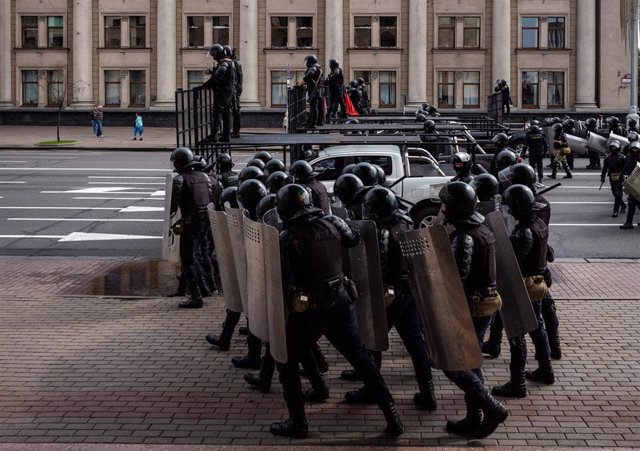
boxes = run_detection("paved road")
[0,150,637,258]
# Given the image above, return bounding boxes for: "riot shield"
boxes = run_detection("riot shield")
[262,208,282,232]
[485,211,538,339]
[226,207,248,312]
[347,220,389,352]
[476,197,500,217]
[263,222,288,363]
[331,206,349,220]
[543,126,555,150]
[564,134,588,157]
[610,133,630,151]
[208,206,243,312]
[162,173,180,263]
[398,225,483,371]
[244,217,269,341]
[586,132,609,156]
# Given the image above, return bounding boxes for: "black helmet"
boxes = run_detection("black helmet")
[629,141,640,153]
[416,113,427,123]
[552,122,563,133]
[349,80,358,88]
[219,186,239,209]
[452,152,472,174]
[438,181,478,221]
[496,149,517,170]
[606,116,620,125]
[192,154,208,171]
[254,150,273,163]
[630,118,638,126]
[304,54,318,67]
[216,152,233,172]
[373,165,386,185]
[363,187,398,222]
[328,59,339,69]
[247,158,266,171]
[342,163,356,174]
[239,165,264,182]
[290,160,314,182]
[170,147,193,172]
[470,173,499,201]
[585,117,597,127]
[357,77,365,85]
[543,116,556,126]
[421,102,430,111]
[509,163,537,188]
[424,119,436,133]
[552,116,561,124]
[502,184,536,220]
[266,170,289,194]
[529,124,541,134]
[492,132,509,147]
[345,118,360,125]
[352,162,378,186]
[207,43,224,61]
[562,118,575,129]
[427,105,439,116]
[264,158,286,175]
[628,131,639,142]
[237,179,268,216]
[608,140,621,151]
[256,193,277,220]
[531,119,541,126]
[334,174,363,204]
[276,183,312,222]
[222,45,233,58]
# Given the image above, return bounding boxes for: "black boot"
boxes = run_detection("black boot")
[239,325,249,336]
[245,348,276,393]
[380,402,404,437]
[270,417,308,438]
[244,372,271,393]
[311,344,329,373]
[525,364,555,385]
[474,389,509,439]
[562,162,572,179]
[340,369,363,381]
[205,309,240,351]
[492,366,527,398]
[414,377,437,411]
[232,333,262,369]
[344,386,375,404]
[178,274,203,308]
[481,313,502,358]
[446,395,482,436]
[300,351,329,403]
[271,365,308,438]
[167,274,187,297]
[541,301,562,360]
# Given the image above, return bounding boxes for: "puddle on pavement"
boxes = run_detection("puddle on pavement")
[86,260,180,297]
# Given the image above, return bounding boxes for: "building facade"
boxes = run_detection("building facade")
[0,0,633,113]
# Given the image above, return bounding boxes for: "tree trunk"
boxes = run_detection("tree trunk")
[57,105,62,142]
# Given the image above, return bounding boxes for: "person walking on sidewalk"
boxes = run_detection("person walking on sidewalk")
[93,105,104,138]
[133,112,144,140]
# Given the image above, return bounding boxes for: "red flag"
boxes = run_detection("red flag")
[345,94,359,116]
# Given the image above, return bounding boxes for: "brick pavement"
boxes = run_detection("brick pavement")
[0,257,639,448]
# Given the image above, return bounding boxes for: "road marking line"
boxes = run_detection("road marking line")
[59,232,162,242]
[0,181,26,184]
[88,182,164,185]
[41,187,142,194]
[551,223,627,227]
[150,190,165,196]
[0,167,169,172]
[0,160,28,163]
[43,191,155,195]
[72,197,164,200]
[0,206,120,210]
[8,218,163,222]
[118,206,164,213]
[550,202,612,205]
[0,235,65,239]
[88,176,165,179]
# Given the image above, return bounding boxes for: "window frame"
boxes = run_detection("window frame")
[187,70,205,91]
[270,70,304,107]
[129,16,146,48]
[21,16,39,49]
[353,16,372,48]
[47,16,64,48]
[547,17,565,49]
[186,16,205,48]
[521,17,540,49]
[547,71,565,108]
[212,15,230,46]
[270,16,289,48]
[104,70,121,106]
[104,16,122,48]
[437,16,456,49]
[129,70,146,107]
[462,71,481,108]
[295,16,314,48]
[378,70,397,108]
[379,16,398,48]
[21,70,39,106]
[462,16,481,49]
[46,70,64,107]
[521,71,540,107]
[437,71,455,108]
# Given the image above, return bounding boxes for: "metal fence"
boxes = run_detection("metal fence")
[175,87,222,162]
[487,92,504,124]
[287,85,308,133]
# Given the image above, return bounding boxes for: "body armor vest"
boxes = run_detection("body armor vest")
[453,224,497,296]
[518,218,549,277]
[180,170,210,217]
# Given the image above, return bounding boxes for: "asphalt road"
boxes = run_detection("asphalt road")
[0,150,637,258]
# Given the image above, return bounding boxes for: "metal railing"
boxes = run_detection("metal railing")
[175,87,222,162]
[287,85,308,133]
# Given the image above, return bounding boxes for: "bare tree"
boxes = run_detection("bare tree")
[42,65,88,142]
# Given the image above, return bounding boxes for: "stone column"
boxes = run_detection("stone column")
[408,0,427,106]
[153,0,176,109]
[492,0,511,87]
[325,0,344,67]
[574,0,598,109]
[239,0,260,107]
[0,0,11,107]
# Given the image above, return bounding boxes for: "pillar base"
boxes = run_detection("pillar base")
[240,100,262,109]
[573,102,598,111]
[151,101,176,110]
[0,101,14,109]
[70,101,96,109]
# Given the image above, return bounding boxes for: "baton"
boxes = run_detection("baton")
[387,175,407,189]
[598,181,605,191]
[537,182,562,195]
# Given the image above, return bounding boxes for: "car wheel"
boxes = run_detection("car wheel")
[412,205,441,229]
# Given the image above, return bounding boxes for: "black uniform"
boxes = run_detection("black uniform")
[231,59,244,137]
[274,209,402,436]
[525,130,548,183]
[348,83,363,114]
[303,64,324,127]
[305,179,331,215]
[622,151,640,227]
[358,83,370,114]
[601,151,627,215]
[219,170,239,188]
[203,58,236,142]
[327,66,347,119]
[586,125,602,169]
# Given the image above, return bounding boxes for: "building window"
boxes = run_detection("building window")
[296,17,313,48]
[105,17,121,48]
[547,71,564,107]
[187,70,204,90]
[47,16,64,48]
[187,16,204,47]
[354,16,372,48]
[21,16,38,48]
[437,71,455,107]
[463,17,480,48]
[379,71,396,107]
[438,17,455,48]
[379,16,397,47]
[522,71,539,106]
[463,71,480,107]
[22,70,39,105]
[271,16,288,48]
[129,16,146,48]
[270,70,304,107]
[548,17,565,49]
[522,17,539,48]
[47,70,64,106]
[105,70,121,106]
[130,70,146,106]
[212,16,230,45]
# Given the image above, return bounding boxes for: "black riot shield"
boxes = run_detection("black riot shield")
[485,211,538,338]
[244,217,269,341]
[226,207,248,312]
[208,206,243,312]
[398,225,483,371]
[347,220,389,352]
[263,222,288,363]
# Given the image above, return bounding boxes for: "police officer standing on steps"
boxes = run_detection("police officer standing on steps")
[525,124,548,185]
[357,78,370,114]
[438,182,508,439]
[223,46,243,138]
[202,44,235,143]
[494,79,512,119]
[170,147,212,309]
[601,140,627,217]
[290,160,331,215]
[271,184,404,438]
[327,59,347,119]
[297,55,324,128]
[343,187,437,411]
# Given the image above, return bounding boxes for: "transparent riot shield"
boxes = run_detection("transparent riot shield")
[208,206,242,312]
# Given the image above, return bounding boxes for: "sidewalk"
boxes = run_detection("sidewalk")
[0,126,283,152]
[0,256,639,449]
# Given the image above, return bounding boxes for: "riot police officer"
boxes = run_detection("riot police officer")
[327,59,347,119]
[290,160,331,214]
[561,118,576,169]
[216,153,239,188]
[490,133,513,174]
[493,149,518,180]
[271,184,404,438]
[525,125,548,184]
[334,173,365,220]
[357,78,370,114]
[221,46,243,138]
[607,116,625,136]
[347,80,363,114]
[494,79,512,118]
[584,118,602,170]
[170,147,212,308]
[451,152,475,184]
[602,140,627,217]
[343,187,437,411]
[297,55,324,127]
[621,141,640,229]
[438,182,508,438]
[549,123,572,179]
[203,44,235,143]
[628,118,639,134]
